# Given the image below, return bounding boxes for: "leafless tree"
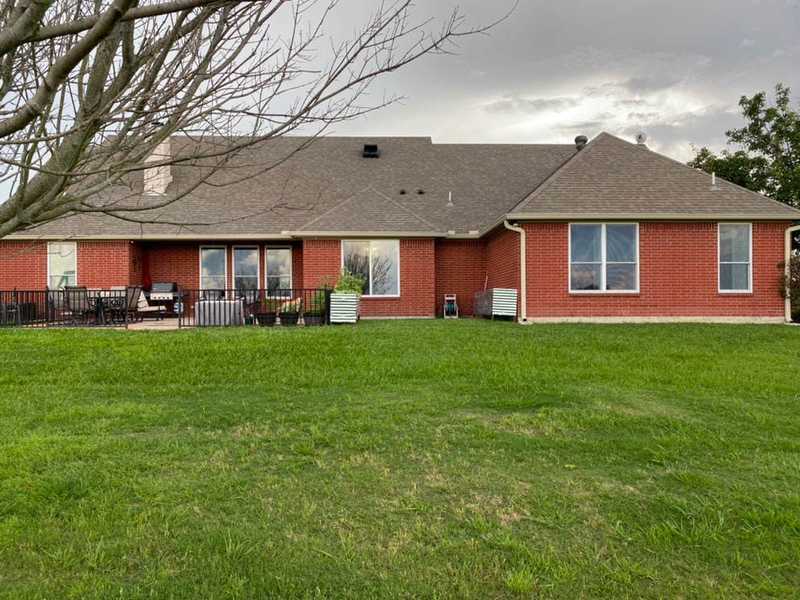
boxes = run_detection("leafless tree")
[0,0,498,239]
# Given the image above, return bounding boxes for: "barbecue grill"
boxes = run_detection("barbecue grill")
[149,282,178,302]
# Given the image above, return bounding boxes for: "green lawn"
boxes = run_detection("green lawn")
[1,321,799,599]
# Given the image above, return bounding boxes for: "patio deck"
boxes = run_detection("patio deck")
[127,318,181,331]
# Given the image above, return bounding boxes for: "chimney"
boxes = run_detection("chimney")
[575,135,589,151]
[143,138,172,195]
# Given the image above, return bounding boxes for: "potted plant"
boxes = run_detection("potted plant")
[303,289,329,326]
[279,298,302,326]
[330,270,364,324]
[255,298,281,326]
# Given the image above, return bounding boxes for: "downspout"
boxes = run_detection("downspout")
[503,220,527,322]
[786,224,800,323]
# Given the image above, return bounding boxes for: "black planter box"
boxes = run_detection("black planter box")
[304,313,324,326]
[280,312,300,326]
[256,312,277,326]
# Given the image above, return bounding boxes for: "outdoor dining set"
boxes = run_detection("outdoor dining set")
[0,286,168,327]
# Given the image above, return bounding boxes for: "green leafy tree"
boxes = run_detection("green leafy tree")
[688,83,800,209]
[687,147,769,192]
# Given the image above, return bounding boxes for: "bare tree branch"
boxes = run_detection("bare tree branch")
[0,0,508,239]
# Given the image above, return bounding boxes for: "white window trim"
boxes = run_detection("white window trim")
[47,241,78,289]
[199,245,228,290]
[265,246,293,294]
[718,222,753,294]
[341,240,401,298]
[568,223,640,294]
[232,245,260,291]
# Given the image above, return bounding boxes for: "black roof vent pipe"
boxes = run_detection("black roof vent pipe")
[575,135,589,151]
[362,144,380,158]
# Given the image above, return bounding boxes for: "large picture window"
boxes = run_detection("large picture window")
[266,247,292,296]
[47,242,77,289]
[200,246,227,290]
[342,240,400,296]
[233,247,259,291]
[569,224,638,292]
[719,223,752,292]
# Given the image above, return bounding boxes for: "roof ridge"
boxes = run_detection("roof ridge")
[614,133,800,215]
[296,185,373,231]
[507,134,604,213]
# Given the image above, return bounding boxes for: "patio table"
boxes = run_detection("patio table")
[88,291,126,325]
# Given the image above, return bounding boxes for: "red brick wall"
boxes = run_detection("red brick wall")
[144,243,200,290]
[524,221,789,318]
[0,240,133,289]
[2,224,789,321]
[483,227,521,315]
[302,238,437,317]
[0,241,47,288]
[301,239,341,288]
[129,243,144,286]
[485,228,520,290]
[435,239,486,315]
[76,241,132,288]
[290,242,303,289]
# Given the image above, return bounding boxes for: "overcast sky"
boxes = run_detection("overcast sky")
[321,0,800,161]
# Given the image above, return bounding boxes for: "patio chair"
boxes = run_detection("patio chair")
[0,302,17,326]
[64,286,94,325]
[136,293,167,320]
[123,286,143,321]
[47,289,67,323]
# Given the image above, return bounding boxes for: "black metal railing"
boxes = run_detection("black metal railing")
[0,288,133,328]
[177,288,332,328]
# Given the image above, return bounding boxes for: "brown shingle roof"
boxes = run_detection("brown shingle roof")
[10,132,798,240]
[15,136,575,239]
[510,132,800,220]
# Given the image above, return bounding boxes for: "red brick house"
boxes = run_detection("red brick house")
[1,132,798,322]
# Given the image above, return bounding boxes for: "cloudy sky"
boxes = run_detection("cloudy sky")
[321,0,800,161]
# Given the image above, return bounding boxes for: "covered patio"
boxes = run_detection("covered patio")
[0,286,333,329]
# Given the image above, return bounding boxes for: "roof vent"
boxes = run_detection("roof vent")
[362,143,380,158]
[575,135,589,151]
[417,189,425,195]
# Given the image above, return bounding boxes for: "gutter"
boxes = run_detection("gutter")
[786,224,800,323]
[5,233,294,241]
[282,230,447,239]
[507,212,800,221]
[503,220,527,323]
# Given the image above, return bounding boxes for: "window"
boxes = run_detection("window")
[342,240,400,296]
[47,242,77,289]
[200,246,226,290]
[233,247,259,292]
[719,223,752,292]
[569,224,638,292]
[266,247,292,296]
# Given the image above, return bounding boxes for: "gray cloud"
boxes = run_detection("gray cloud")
[483,95,580,114]
[322,0,800,161]
[627,112,662,122]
